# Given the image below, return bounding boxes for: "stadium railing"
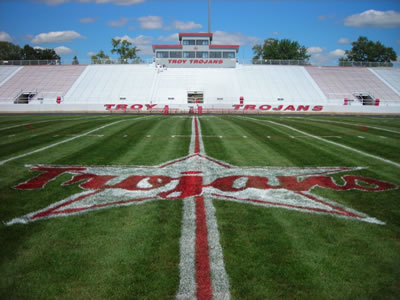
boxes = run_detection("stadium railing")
[0,60,60,65]
[251,59,311,66]
[338,61,396,68]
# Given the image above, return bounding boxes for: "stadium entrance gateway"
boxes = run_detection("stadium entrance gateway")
[188,91,204,104]
[152,33,239,68]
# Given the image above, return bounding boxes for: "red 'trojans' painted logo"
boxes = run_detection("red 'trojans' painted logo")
[6,154,396,225]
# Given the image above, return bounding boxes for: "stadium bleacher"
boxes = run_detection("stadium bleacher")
[152,67,238,106]
[0,65,86,104]
[0,63,399,113]
[305,66,400,102]
[64,65,155,104]
[65,65,328,107]
[0,66,22,91]
[369,68,400,96]
[236,65,327,104]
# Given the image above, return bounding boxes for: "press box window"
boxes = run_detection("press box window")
[196,40,209,46]
[156,51,169,58]
[223,52,235,58]
[210,51,222,58]
[196,52,209,58]
[183,40,195,45]
[183,51,195,58]
[170,51,183,58]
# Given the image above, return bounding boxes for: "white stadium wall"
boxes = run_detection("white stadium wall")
[0,64,399,114]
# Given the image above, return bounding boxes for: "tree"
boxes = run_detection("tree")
[252,38,310,63]
[342,36,397,63]
[36,48,60,60]
[0,42,59,61]
[72,56,79,65]
[22,44,37,60]
[111,38,139,63]
[0,41,22,60]
[23,45,59,60]
[91,50,110,64]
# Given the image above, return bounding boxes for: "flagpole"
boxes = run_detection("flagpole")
[208,0,211,33]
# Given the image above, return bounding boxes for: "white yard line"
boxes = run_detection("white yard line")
[204,197,231,300]
[177,198,197,300]
[241,116,400,168]
[289,117,400,135]
[0,116,150,166]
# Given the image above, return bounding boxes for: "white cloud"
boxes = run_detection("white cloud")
[79,17,97,24]
[107,17,131,27]
[114,34,154,56]
[338,38,351,45]
[329,49,346,58]
[87,51,97,57]
[54,46,74,56]
[158,33,179,42]
[344,10,400,28]
[308,47,346,65]
[172,20,202,31]
[32,30,85,44]
[307,47,324,55]
[116,34,154,45]
[0,31,12,42]
[33,46,45,50]
[213,31,260,46]
[36,0,146,5]
[137,16,163,30]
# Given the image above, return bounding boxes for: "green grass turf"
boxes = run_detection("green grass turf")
[0,114,399,299]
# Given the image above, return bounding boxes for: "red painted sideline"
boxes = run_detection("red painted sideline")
[194,117,200,154]
[195,196,212,300]
[194,116,212,299]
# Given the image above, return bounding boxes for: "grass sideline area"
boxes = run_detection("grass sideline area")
[0,114,399,299]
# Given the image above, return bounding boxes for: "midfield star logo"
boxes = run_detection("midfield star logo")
[5,116,397,299]
[6,154,396,225]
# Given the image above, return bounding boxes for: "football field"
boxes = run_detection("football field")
[0,114,399,299]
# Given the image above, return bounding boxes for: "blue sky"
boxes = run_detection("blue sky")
[0,0,399,65]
